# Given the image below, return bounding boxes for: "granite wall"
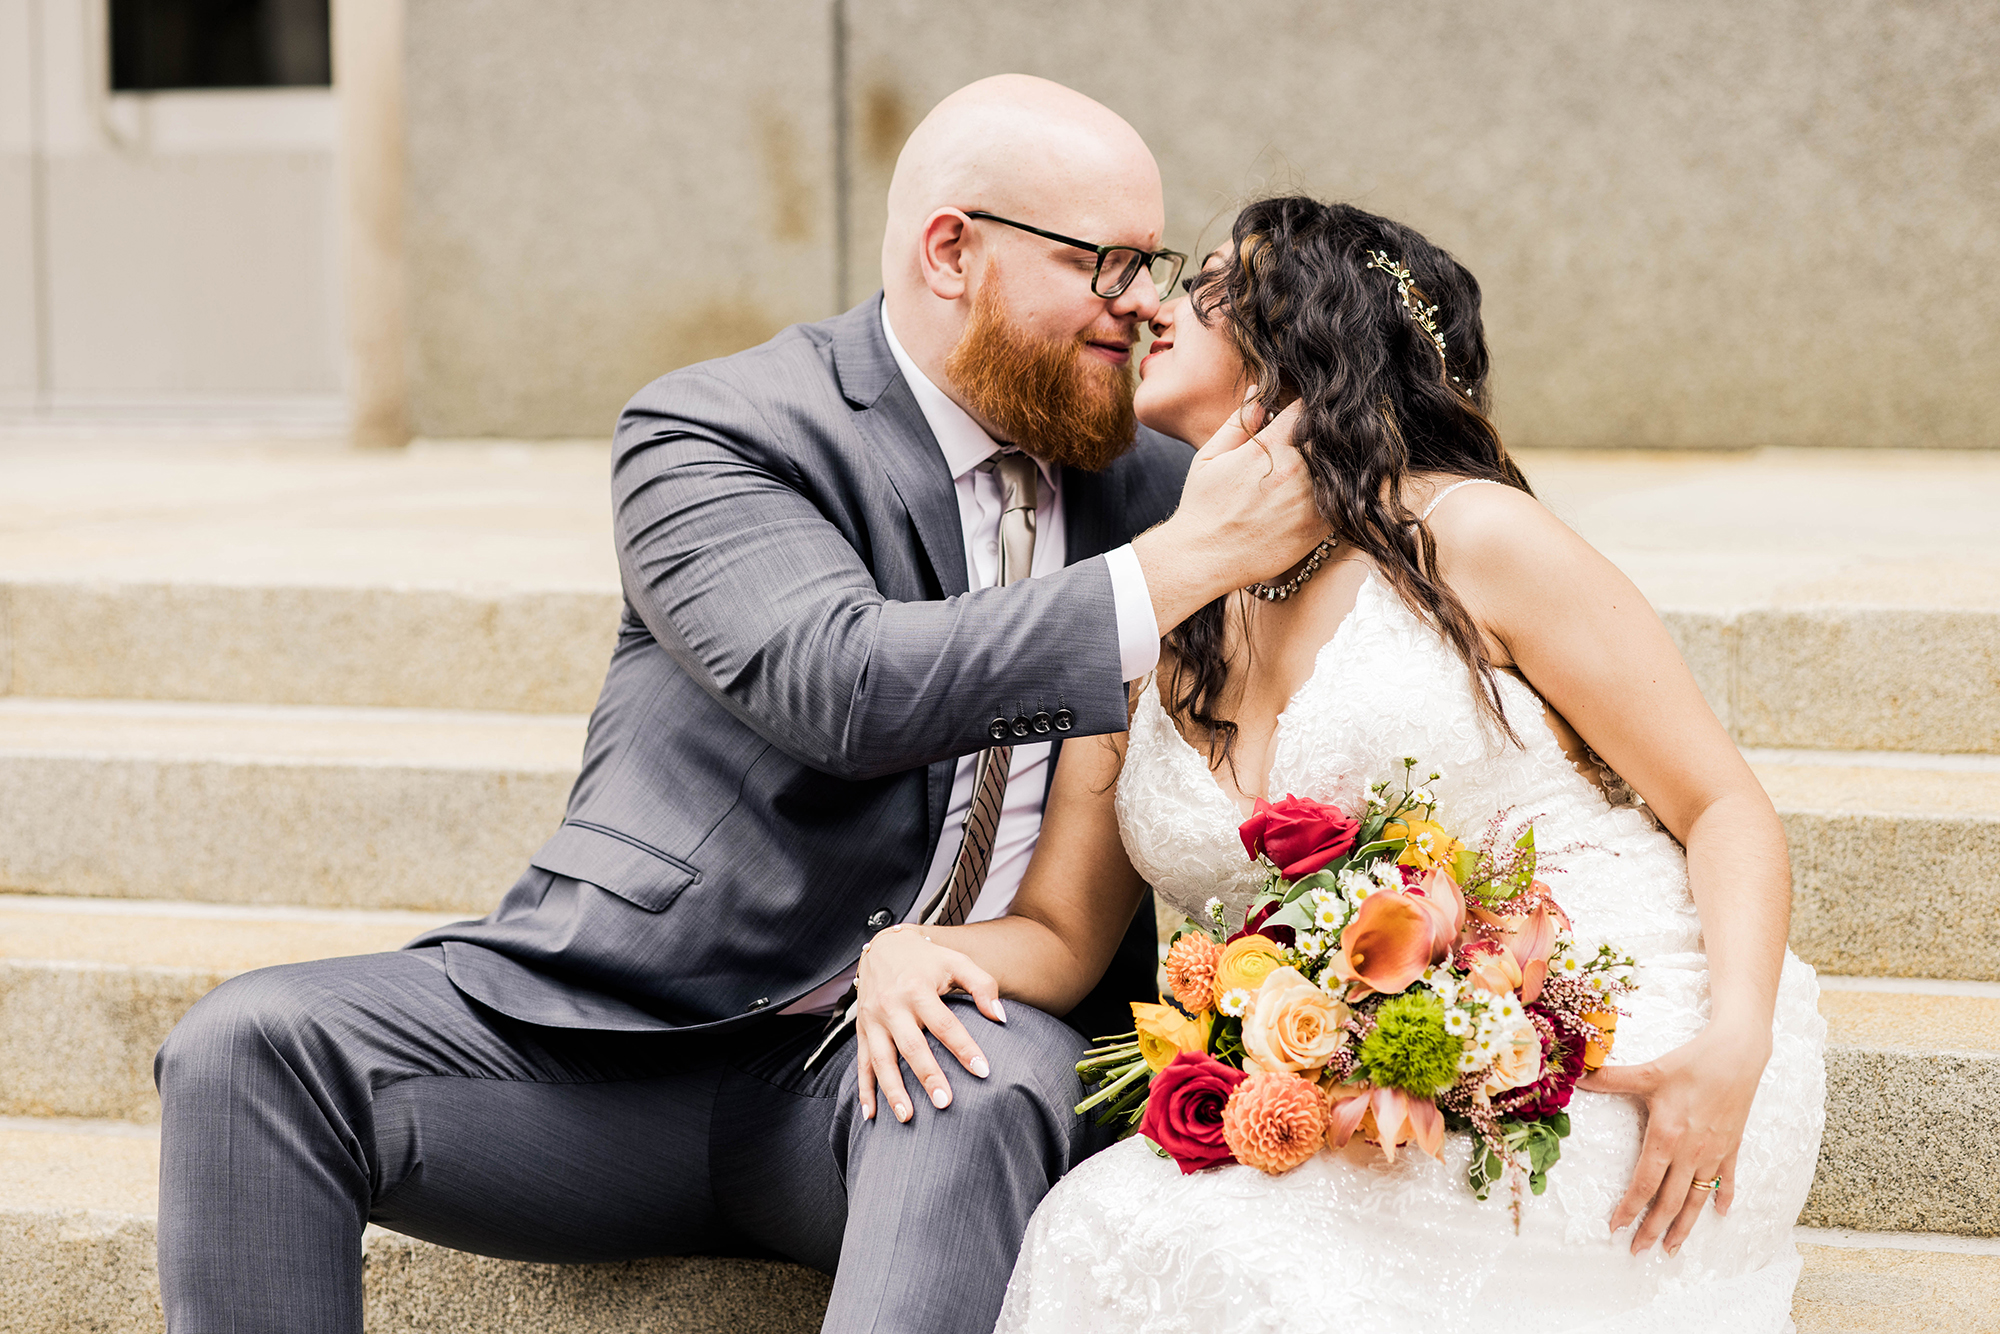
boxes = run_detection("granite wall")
[404,0,1999,446]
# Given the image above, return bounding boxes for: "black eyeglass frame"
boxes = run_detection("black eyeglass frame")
[963,210,1187,300]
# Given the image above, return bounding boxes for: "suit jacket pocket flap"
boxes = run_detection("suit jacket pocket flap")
[528,822,698,913]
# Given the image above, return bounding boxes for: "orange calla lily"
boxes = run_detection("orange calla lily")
[1328,893,1434,998]
[1406,868,1466,960]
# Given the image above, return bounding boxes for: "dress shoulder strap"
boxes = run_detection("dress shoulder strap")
[1421,477,1506,521]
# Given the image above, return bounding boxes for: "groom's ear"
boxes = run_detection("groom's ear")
[918,209,975,301]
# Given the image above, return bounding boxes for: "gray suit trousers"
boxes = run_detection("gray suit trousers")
[153,946,1107,1334]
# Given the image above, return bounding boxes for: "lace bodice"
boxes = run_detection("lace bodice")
[998,572,1827,1334]
[1115,573,1703,965]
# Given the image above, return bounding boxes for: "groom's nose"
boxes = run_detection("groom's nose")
[1105,268,1164,323]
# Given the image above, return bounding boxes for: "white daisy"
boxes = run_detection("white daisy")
[1555,953,1583,977]
[1444,1009,1472,1036]
[1493,995,1524,1025]
[1297,931,1327,957]
[1218,987,1252,1017]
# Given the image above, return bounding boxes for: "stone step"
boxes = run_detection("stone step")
[0,1117,830,1334]
[1805,979,2000,1236]
[4,444,1998,751]
[1750,749,2000,982]
[0,896,465,1120]
[5,575,1994,750]
[5,699,1999,980]
[4,892,1996,1238]
[0,697,583,912]
[0,1117,1992,1334]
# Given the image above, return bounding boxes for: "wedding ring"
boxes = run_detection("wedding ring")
[1691,1176,1722,1192]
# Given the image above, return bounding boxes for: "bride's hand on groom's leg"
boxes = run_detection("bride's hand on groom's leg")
[854,927,1007,1124]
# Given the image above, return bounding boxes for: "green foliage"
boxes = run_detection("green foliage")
[1357,992,1459,1097]
[1467,1113,1572,1199]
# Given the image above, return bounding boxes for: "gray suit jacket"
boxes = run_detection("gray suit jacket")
[414,296,1191,1036]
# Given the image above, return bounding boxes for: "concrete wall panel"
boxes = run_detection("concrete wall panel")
[402,0,838,438]
[841,0,2000,451]
[43,151,340,394]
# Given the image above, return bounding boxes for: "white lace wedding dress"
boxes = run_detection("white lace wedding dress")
[995,569,1828,1334]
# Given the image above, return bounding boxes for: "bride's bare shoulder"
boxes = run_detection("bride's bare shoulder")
[1418,477,1599,579]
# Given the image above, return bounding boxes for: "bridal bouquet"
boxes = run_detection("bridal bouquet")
[1077,760,1636,1216]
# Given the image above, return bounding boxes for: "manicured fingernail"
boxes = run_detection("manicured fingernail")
[970,1056,991,1078]
[930,1086,950,1109]
[994,1001,1008,1024]
[895,1103,910,1122]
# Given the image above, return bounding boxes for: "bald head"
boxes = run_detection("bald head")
[880,76,1166,413]
[884,75,1159,274]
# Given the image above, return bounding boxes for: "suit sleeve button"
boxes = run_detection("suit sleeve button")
[1031,711,1052,734]
[866,909,893,930]
[988,718,1010,741]
[1053,708,1074,732]
[1011,714,1031,738]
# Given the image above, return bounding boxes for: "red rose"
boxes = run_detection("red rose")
[1140,1051,1248,1174]
[1238,795,1361,877]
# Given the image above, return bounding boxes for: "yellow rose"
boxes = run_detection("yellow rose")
[1242,967,1350,1075]
[1214,934,1288,997]
[1131,1001,1213,1072]
[1383,817,1465,872]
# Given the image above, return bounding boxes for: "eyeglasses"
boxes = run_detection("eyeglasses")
[964,210,1187,301]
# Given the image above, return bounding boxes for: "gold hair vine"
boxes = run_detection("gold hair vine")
[1364,249,1464,388]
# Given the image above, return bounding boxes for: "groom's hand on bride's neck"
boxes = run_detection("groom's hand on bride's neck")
[1132,393,1321,635]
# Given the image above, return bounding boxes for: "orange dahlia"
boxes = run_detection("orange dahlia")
[1221,1071,1329,1175]
[1163,934,1223,1013]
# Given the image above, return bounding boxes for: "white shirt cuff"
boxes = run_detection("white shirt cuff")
[1103,544,1162,682]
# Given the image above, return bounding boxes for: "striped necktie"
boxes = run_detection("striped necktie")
[802,449,1038,1068]
[925,449,1038,928]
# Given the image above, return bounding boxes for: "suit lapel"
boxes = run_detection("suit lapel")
[830,296,964,880]
[831,297,968,599]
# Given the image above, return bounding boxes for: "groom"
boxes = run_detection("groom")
[155,75,1320,1334]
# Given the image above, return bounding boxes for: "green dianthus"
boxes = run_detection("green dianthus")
[1358,991,1459,1097]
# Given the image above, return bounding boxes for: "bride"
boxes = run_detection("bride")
[853,196,1826,1332]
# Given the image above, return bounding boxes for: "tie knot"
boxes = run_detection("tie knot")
[981,449,1039,512]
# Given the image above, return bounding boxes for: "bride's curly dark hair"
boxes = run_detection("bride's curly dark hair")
[1166,196,1534,759]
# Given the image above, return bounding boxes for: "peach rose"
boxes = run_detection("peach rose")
[1163,934,1223,1014]
[1241,967,1349,1075]
[1458,939,1523,998]
[1221,1071,1329,1175]
[1479,1027,1543,1101]
[1214,934,1288,997]
[1131,1001,1214,1074]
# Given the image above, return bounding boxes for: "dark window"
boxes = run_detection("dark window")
[110,0,331,92]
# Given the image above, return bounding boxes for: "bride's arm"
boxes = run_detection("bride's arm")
[1429,484,1790,1256]
[852,731,1150,1123]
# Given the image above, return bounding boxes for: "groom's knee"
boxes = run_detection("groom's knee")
[155,956,376,1110]
[910,997,1099,1157]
